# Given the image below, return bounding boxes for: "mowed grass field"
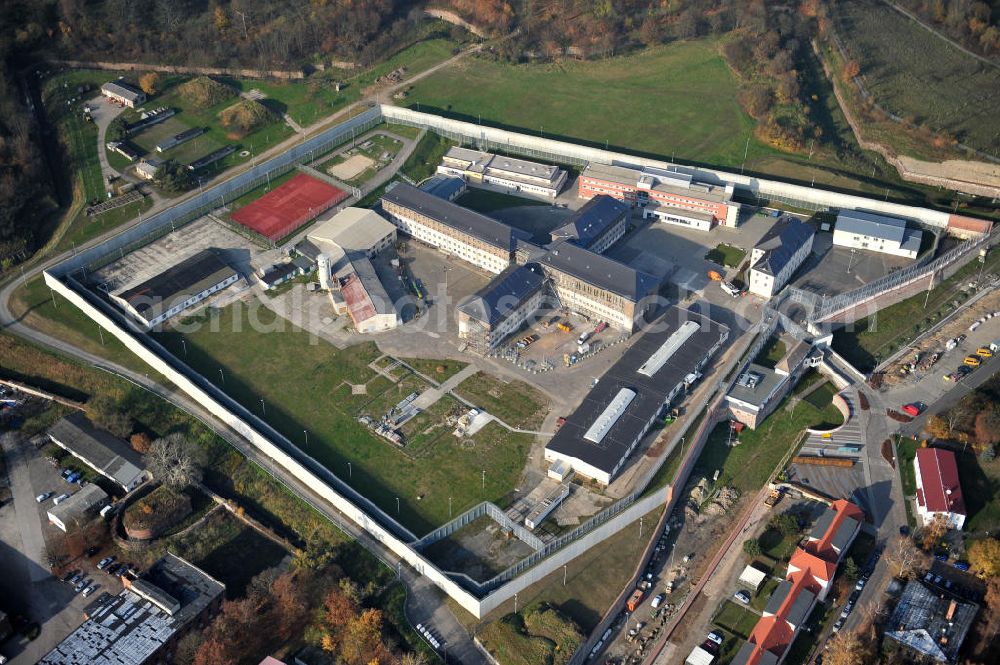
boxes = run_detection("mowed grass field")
[832,0,999,156]
[155,302,536,534]
[405,40,761,168]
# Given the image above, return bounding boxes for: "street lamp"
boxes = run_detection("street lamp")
[396,497,401,514]
[303,429,309,446]
[449,496,453,518]
[260,398,266,416]
[348,461,352,479]
[180,339,187,356]
[218,368,225,384]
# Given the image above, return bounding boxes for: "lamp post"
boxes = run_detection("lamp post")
[449,496,453,518]
[180,339,187,356]
[396,497,400,514]
[260,398,266,416]
[348,462,352,479]
[218,368,225,384]
[303,429,308,447]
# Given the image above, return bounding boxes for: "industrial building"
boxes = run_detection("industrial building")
[886,579,978,662]
[833,210,923,259]
[725,338,822,429]
[524,484,570,530]
[381,183,530,274]
[578,163,740,229]
[100,80,147,108]
[538,241,661,332]
[914,447,966,529]
[747,218,815,298]
[39,553,225,665]
[47,485,109,532]
[437,147,568,199]
[544,309,728,485]
[549,195,630,254]
[48,412,148,492]
[110,248,239,328]
[419,175,468,201]
[733,500,863,665]
[457,263,547,351]
[340,256,400,333]
[307,207,397,261]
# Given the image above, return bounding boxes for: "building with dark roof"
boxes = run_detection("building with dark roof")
[550,195,630,254]
[381,183,530,274]
[885,580,979,662]
[457,263,547,351]
[804,499,864,565]
[39,553,225,665]
[539,241,661,332]
[725,337,823,429]
[834,210,922,259]
[748,218,815,298]
[914,447,966,530]
[110,249,239,328]
[544,308,728,484]
[48,412,148,491]
[419,175,467,201]
[437,147,568,199]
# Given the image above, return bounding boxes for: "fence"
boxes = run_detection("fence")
[414,501,545,553]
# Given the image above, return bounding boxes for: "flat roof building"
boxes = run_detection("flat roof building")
[833,210,922,259]
[748,218,815,298]
[419,175,467,201]
[914,447,966,530]
[307,207,397,259]
[135,158,162,181]
[340,256,400,333]
[544,308,728,485]
[438,146,568,199]
[48,412,148,492]
[886,580,978,662]
[110,249,239,328]
[550,195,630,254]
[101,80,147,108]
[457,263,547,352]
[381,183,530,274]
[39,553,225,665]
[47,484,109,532]
[579,163,740,228]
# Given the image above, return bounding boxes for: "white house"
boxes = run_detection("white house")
[748,218,815,298]
[833,210,922,259]
[914,447,967,529]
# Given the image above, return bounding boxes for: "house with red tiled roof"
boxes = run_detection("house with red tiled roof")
[914,447,966,530]
[731,500,864,665]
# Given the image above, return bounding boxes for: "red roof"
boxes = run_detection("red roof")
[341,272,376,325]
[787,548,835,592]
[748,615,794,658]
[915,448,966,516]
[804,499,863,561]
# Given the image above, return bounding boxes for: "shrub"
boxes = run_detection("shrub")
[218,99,275,138]
[177,76,237,109]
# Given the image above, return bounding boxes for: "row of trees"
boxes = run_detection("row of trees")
[896,0,1000,56]
[924,376,1000,459]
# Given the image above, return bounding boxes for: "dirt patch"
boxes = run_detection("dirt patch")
[881,438,895,467]
[328,154,374,180]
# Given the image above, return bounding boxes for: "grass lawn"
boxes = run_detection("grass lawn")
[954,449,1000,533]
[833,248,1000,371]
[897,438,919,496]
[801,381,845,427]
[713,600,760,638]
[455,189,551,213]
[59,196,153,251]
[453,371,549,430]
[751,576,781,612]
[756,337,787,369]
[401,130,455,183]
[155,302,532,534]
[398,356,468,383]
[695,382,843,494]
[705,243,747,269]
[758,526,801,562]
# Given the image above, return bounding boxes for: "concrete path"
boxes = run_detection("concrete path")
[410,364,477,410]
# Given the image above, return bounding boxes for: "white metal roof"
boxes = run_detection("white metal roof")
[583,388,636,444]
[638,321,701,377]
[739,564,768,588]
[686,645,715,665]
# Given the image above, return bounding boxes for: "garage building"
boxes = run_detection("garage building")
[100,80,147,108]
[47,485,109,532]
[48,412,149,492]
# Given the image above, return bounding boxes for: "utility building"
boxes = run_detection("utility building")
[833,210,922,259]
[544,309,728,485]
[110,249,239,329]
[100,80,147,108]
[47,485,109,532]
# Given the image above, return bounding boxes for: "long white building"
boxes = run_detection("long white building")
[437,146,568,199]
[833,210,922,259]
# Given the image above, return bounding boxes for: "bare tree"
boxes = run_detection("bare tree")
[147,432,202,488]
[884,534,926,579]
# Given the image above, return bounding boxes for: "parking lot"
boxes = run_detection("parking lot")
[790,232,915,297]
[0,430,124,664]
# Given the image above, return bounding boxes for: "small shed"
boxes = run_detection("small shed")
[547,459,574,482]
[739,563,768,591]
[686,645,715,665]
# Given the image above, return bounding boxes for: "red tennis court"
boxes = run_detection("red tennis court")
[230,173,346,241]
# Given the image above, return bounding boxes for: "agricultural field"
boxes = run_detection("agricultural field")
[831,0,999,157]
[154,303,537,534]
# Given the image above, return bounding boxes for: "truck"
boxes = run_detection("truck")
[764,488,783,508]
[627,589,645,612]
[594,321,608,335]
[557,322,573,333]
[578,342,591,354]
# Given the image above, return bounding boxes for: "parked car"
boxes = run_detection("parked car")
[707,631,724,646]
[82,584,98,597]
[734,590,751,604]
[35,492,53,503]
[901,404,921,417]
[97,556,115,570]
[53,493,71,505]
[651,593,665,609]
[855,578,866,591]
[832,618,844,633]
[62,569,80,583]
[85,546,100,557]
[74,579,89,593]
[954,560,971,571]
[935,552,949,562]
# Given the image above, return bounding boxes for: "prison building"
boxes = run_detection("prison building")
[544,309,728,485]
[340,256,400,333]
[748,218,815,298]
[579,163,740,228]
[110,249,239,328]
[914,447,966,530]
[457,263,547,352]
[524,483,570,530]
[733,500,863,665]
[48,412,148,492]
[437,146,568,199]
[538,241,660,332]
[549,195,630,254]
[419,175,467,201]
[47,485,109,532]
[380,183,530,274]
[885,579,979,662]
[100,80,146,108]
[833,209,922,259]
[724,339,822,429]
[39,554,225,665]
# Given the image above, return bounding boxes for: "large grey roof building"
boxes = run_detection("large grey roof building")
[38,553,225,665]
[748,218,815,298]
[833,209,923,259]
[550,195,630,254]
[48,412,148,491]
[886,580,978,662]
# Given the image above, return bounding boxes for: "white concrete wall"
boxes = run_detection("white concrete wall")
[381,106,959,229]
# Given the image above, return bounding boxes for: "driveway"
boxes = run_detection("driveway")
[89,94,123,183]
